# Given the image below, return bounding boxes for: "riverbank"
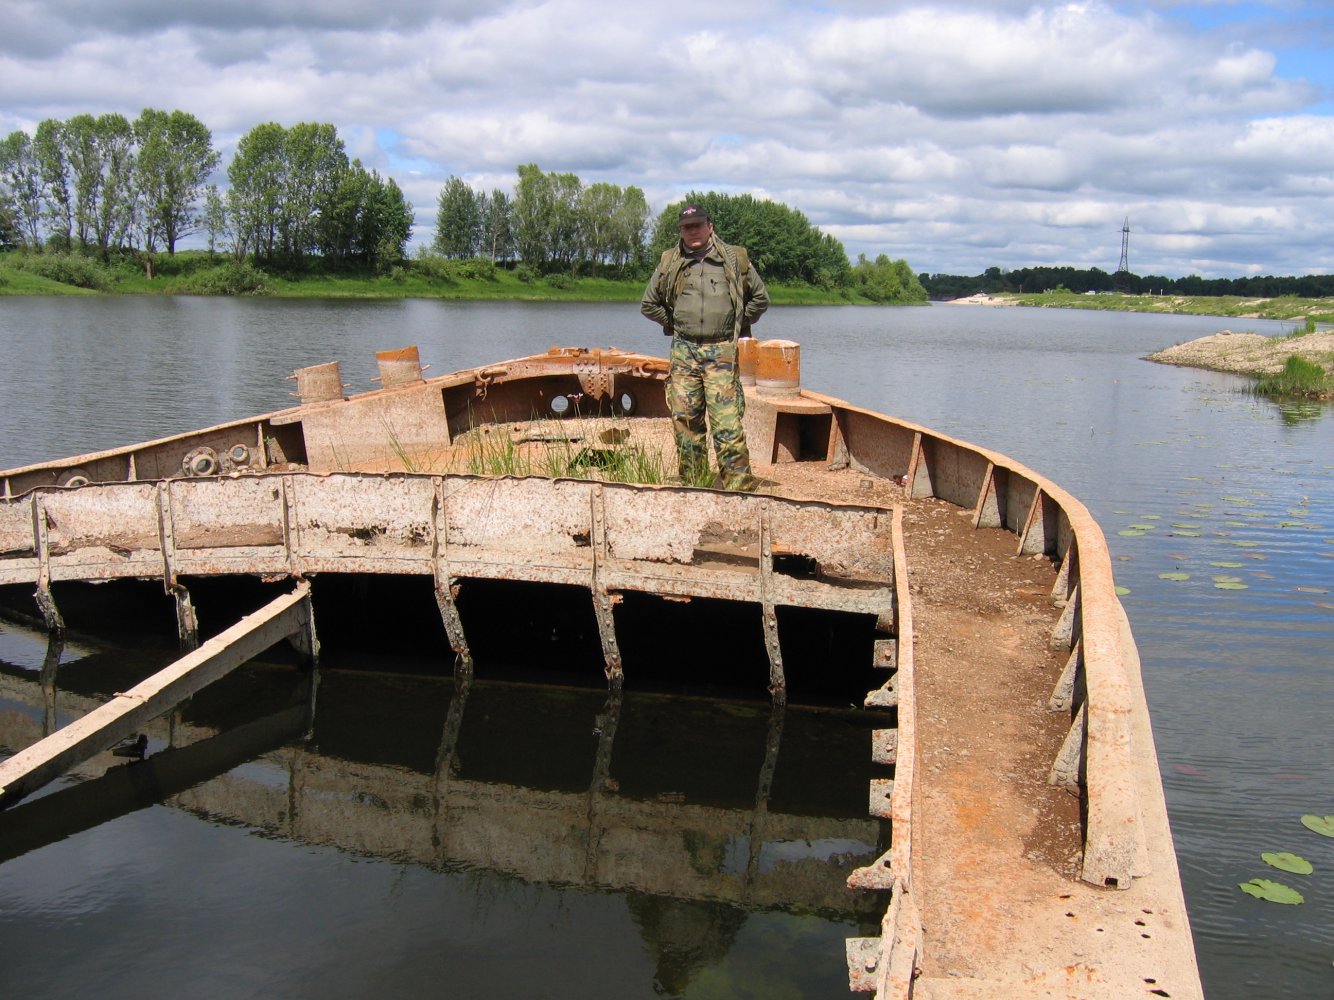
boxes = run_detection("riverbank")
[0,252,874,307]
[1142,328,1334,398]
[951,289,1334,324]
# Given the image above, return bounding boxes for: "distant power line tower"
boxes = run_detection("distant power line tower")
[1113,216,1132,292]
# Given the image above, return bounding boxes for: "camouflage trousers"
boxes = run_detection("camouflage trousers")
[666,337,753,490]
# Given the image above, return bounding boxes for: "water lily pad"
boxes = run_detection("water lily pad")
[1221,497,1255,506]
[1301,815,1334,838]
[1115,585,1131,596]
[1141,514,1162,520]
[1262,852,1313,875]
[1128,524,1157,531]
[1158,572,1190,581]
[1239,879,1303,904]
[1118,529,1146,537]
[1215,581,1249,591]
[1229,540,1262,548]
[1171,523,1202,529]
[1172,530,1202,537]
[1210,561,1244,568]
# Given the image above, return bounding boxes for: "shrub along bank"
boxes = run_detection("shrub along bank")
[0,250,907,305]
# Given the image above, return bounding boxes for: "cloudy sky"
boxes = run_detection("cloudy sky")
[3,0,1332,278]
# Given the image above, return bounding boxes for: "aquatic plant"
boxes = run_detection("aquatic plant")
[1262,852,1313,875]
[1238,879,1304,904]
[1253,355,1333,399]
[1301,814,1334,838]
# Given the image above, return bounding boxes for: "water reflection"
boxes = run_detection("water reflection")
[1271,397,1331,425]
[0,629,885,997]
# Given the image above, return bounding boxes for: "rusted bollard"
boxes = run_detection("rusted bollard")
[376,346,426,388]
[291,361,346,404]
[738,336,759,386]
[754,339,801,396]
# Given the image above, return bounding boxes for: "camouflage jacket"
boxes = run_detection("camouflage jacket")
[640,237,769,340]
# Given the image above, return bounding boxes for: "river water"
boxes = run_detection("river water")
[0,297,1331,998]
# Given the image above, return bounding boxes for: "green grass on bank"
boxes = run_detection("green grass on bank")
[1005,288,1334,324]
[1252,355,1334,399]
[0,250,873,306]
[5,250,1333,324]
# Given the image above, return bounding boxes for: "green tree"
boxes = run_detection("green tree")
[650,192,851,285]
[478,188,513,263]
[133,109,219,255]
[548,171,583,272]
[202,183,229,258]
[63,114,101,248]
[316,161,411,271]
[0,196,17,251]
[433,176,480,258]
[91,113,136,254]
[56,113,137,255]
[227,122,287,261]
[852,254,928,303]
[369,174,412,271]
[33,119,73,249]
[280,122,347,263]
[513,163,556,268]
[611,185,649,272]
[0,130,45,248]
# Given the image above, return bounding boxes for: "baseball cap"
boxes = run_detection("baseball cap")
[677,204,710,225]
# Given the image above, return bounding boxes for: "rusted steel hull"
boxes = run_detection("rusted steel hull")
[0,343,1203,999]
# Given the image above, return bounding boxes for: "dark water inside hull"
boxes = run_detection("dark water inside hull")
[1,297,1332,998]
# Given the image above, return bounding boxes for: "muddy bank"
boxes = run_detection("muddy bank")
[1144,329,1334,381]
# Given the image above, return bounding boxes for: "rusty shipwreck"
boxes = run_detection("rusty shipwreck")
[0,341,1203,998]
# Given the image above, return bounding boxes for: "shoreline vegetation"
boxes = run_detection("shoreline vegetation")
[4,253,1332,398]
[0,250,892,307]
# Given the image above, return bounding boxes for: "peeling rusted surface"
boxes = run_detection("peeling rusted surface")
[0,473,894,619]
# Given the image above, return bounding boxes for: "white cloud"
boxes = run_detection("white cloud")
[1,0,1331,277]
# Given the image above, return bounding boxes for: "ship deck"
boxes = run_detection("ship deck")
[0,345,1204,998]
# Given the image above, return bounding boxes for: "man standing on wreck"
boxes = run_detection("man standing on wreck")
[640,204,770,490]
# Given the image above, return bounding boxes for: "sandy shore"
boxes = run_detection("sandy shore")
[1144,329,1334,378]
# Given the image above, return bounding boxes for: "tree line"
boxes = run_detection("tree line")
[430,170,923,299]
[0,113,411,271]
[921,265,1334,300]
[1,109,928,301]
[1,110,218,257]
